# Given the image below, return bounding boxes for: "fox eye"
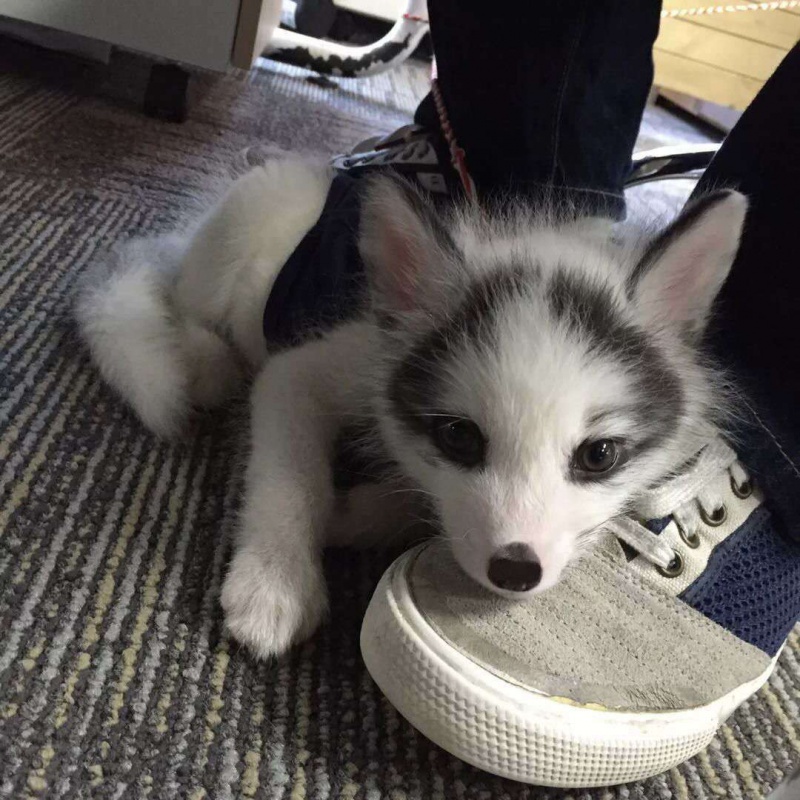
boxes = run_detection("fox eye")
[432,417,486,468]
[573,439,621,477]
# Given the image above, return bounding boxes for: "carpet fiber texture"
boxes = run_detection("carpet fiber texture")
[0,43,798,800]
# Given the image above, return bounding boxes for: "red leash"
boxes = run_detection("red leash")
[430,60,477,202]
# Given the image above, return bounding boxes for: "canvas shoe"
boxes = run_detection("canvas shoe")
[360,437,800,787]
[330,124,464,196]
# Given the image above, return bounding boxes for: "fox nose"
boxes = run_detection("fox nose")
[488,543,542,592]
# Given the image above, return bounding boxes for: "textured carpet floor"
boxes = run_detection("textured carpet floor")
[0,42,798,800]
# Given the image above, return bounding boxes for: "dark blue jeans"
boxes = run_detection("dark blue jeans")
[415,0,661,217]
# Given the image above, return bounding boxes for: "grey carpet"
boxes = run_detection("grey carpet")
[0,40,798,800]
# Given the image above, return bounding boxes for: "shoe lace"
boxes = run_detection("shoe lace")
[604,438,751,571]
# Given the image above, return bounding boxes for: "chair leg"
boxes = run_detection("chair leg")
[144,63,190,123]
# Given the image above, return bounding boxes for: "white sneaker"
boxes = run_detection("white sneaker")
[360,439,800,787]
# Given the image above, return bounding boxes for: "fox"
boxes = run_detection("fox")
[75,155,746,659]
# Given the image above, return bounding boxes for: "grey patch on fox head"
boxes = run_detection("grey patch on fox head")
[388,267,530,439]
[546,271,684,463]
[390,263,685,469]
[546,271,639,359]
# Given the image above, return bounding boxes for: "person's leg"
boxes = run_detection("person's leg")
[415,0,662,214]
[693,43,800,535]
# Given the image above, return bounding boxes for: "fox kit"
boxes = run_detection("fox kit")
[76,156,746,659]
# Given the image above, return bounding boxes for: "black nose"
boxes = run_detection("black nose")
[488,543,542,592]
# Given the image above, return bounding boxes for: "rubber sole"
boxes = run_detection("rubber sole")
[360,545,777,788]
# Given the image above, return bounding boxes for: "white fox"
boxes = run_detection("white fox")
[76,156,746,659]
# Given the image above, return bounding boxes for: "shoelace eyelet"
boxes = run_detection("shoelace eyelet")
[678,522,701,549]
[730,474,753,499]
[699,503,727,527]
[656,551,684,578]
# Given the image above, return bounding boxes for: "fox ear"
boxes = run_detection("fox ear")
[359,175,456,314]
[629,190,747,337]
